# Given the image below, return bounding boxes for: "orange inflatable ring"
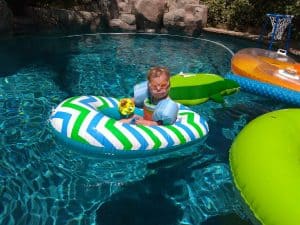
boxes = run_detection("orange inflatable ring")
[231,48,300,92]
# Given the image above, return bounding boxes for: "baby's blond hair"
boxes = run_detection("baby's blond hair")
[147,67,170,81]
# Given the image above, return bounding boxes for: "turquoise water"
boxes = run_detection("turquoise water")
[0,33,291,225]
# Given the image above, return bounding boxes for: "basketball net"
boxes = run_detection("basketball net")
[268,14,294,40]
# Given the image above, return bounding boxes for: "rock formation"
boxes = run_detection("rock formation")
[4,0,208,35]
[112,0,208,34]
[25,7,101,32]
[164,1,208,35]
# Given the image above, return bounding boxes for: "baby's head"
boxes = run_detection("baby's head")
[147,67,170,100]
[119,98,135,117]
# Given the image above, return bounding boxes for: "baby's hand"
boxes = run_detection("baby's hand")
[135,118,158,126]
[120,115,140,124]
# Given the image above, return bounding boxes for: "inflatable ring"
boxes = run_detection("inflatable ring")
[227,48,300,105]
[50,96,209,156]
[229,109,300,225]
[231,48,300,92]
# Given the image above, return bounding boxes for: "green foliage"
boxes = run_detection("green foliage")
[227,0,255,30]
[205,0,228,26]
[202,0,299,40]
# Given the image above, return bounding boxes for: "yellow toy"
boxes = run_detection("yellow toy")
[118,98,135,117]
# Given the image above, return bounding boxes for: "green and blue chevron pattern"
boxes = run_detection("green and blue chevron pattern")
[50,96,209,151]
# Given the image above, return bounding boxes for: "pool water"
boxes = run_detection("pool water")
[0,33,292,225]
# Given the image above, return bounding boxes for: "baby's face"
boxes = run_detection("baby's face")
[149,74,170,100]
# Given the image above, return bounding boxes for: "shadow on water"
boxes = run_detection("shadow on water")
[95,149,218,225]
[0,36,79,96]
[96,192,183,225]
[201,213,253,225]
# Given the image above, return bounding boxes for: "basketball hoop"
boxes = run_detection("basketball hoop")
[267,13,293,41]
[259,13,294,51]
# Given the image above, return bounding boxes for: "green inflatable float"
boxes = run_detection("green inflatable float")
[229,109,300,225]
[169,73,240,105]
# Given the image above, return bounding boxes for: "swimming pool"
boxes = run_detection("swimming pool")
[0,32,290,225]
